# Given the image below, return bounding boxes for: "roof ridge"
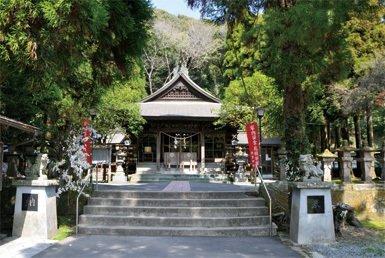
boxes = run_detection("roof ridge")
[141,70,220,103]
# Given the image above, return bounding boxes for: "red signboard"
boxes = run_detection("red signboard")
[82,119,92,165]
[246,122,260,168]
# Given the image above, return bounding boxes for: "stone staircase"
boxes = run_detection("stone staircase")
[78,190,277,236]
[129,173,210,183]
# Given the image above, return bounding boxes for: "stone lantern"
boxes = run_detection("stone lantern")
[359,143,375,182]
[338,141,354,183]
[235,147,248,182]
[317,149,337,182]
[112,146,127,183]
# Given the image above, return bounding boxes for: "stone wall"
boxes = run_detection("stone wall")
[266,181,385,218]
[332,184,385,218]
[263,181,290,214]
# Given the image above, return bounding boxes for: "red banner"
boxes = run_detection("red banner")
[82,118,92,165]
[246,122,260,168]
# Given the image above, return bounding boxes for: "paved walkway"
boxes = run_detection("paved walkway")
[34,235,300,258]
[0,237,56,258]
[95,182,257,192]
[162,181,191,191]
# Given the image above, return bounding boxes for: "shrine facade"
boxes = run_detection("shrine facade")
[136,68,235,173]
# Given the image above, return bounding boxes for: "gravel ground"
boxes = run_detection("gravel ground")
[306,226,385,257]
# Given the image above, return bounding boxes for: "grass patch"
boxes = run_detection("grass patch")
[332,179,342,184]
[54,216,75,240]
[361,217,385,242]
[361,218,385,231]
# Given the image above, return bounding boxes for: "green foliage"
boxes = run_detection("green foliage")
[223,13,263,81]
[94,74,147,136]
[143,9,226,96]
[216,71,282,136]
[261,0,355,170]
[0,0,152,157]
[344,1,385,77]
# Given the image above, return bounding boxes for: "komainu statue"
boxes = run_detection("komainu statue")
[299,154,323,182]
[25,153,49,180]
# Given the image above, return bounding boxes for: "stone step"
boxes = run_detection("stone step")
[93,191,252,199]
[130,180,209,183]
[88,197,265,207]
[79,215,270,227]
[130,179,210,183]
[130,174,205,177]
[78,225,276,237]
[129,174,210,183]
[83,206,268,217]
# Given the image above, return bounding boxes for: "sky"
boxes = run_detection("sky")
[151,0,201,19]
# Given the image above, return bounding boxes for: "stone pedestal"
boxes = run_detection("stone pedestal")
[318,149,337,182]
[112,164,127,183]
[338,149,353,183]
[359,147,375,182]
[12,179,58,239]
[290,182,335,244]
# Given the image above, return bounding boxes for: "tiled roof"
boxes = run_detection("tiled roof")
[140,101,221,119]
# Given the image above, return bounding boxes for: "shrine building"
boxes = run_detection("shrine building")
[136,68,235,174]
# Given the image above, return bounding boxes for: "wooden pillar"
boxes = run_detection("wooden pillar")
[200,132,205,173]
[156,131,161,171]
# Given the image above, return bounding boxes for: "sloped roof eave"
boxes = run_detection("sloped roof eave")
[141,71,220,103]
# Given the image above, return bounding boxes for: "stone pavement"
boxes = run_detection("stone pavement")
[0,237,56,258]
[34,235,300,258]
[95,181,257,192]
[162,181,191,191]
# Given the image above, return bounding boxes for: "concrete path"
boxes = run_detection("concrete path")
[0,237,56,258]
[95,182,256,192]
[34,235,300,258]
[162,181,191,191]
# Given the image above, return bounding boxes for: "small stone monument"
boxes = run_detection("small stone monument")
[12,153,58,239]
[317,149,337,182]
[290,154,335,244]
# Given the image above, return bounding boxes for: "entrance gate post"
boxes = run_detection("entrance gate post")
[156,131,161,171]
[200,132,205,173]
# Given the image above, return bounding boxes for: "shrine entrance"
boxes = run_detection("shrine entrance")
[161,132,200,172]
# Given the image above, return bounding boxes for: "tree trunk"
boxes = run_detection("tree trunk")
[320,124,326,152]
[283,83,308,166]
[366,107,374,147]
[353,114,362,149]
[334,123,341,148]
[326,118,331,149]
[321,115,329,151]
[340,117,350,143]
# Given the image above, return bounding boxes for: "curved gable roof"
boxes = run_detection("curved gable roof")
[141,70,220,103]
